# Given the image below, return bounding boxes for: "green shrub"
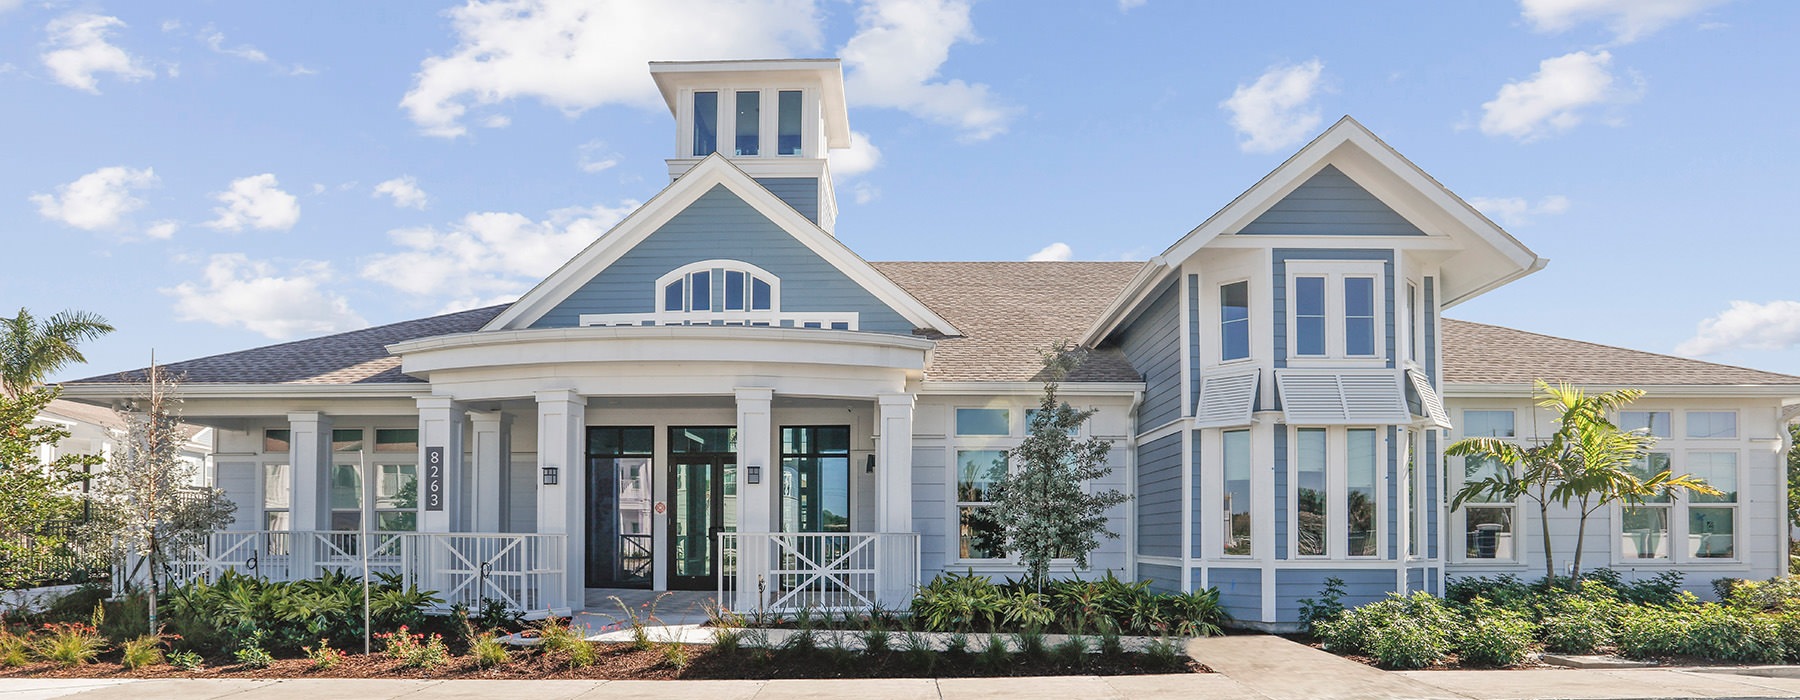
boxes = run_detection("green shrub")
[566,639,597,669]
[1617,603,1784,663]
[1297,577,1347,632]
[168,649,203,670]
[303,639,347,670]
[377,625,448,669]
[660,639,689,669]
[31,622,105,666]
[976,634,1011,670]
[1454,600,1536,667]
[0,629,28,667]
[1723,577,1800,613]
[1536,592,1621,654]
[1316,592,1456,669]
[120,634,167,670]
[1052,635,1088,669]
[999,590,1055,631]
[1370,617,1453,669]
[233,645,274,669]
[1141,637,1187,671]
[913,570,1004,632]
[1163,588,1227,637]
[469,630,511,668]
[1445,574,1536,608]
[531,616,584,656]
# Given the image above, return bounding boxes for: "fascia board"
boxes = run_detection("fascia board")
[918,381,1144,397]
[1444,382,1800,399]
[1079,260,1171,347]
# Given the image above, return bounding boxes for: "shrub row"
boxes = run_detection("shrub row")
[910,570,1226,637]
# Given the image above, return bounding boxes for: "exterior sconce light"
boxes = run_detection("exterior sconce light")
[542,466,559,485]
[866,454,876,474]
[747,463,762,484]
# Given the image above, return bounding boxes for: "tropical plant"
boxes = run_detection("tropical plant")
[120,633,170,669]
[0,307,113,397]
[1449,381,1717,587]
[31,622,106,666]
[973,343,1129,589]
[304,638,348,670]
[85,359,236,633]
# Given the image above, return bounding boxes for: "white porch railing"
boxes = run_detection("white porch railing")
[718,532,919,614]
[134,530,567,616]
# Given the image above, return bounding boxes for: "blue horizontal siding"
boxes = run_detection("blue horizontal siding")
[755,177,819,224]
[1237,165,1425,236]
[1275,568,1396,623]
[1210,568,1261,621]
[533,185,913,334]
[1274,425,1288,560]
[1135,433,1183,558]
[1190,430,1204,558]
[1121,279,1182,432]
[1139,563,1181,595]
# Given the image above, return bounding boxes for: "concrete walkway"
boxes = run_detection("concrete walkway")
[1188,634,1466,700]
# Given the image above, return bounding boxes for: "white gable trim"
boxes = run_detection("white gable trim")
[482,154,959,335]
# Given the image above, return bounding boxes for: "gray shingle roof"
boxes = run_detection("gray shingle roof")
[1442,318,1800,386]
[66,305,507,385]
[872,261,1147,382]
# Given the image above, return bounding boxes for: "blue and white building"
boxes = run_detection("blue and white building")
[62,59,1800,628]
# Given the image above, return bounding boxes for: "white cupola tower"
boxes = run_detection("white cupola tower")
[650,59,852,233]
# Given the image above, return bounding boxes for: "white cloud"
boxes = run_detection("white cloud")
[1479,50,1637,142]
[1028,242,1073,262]
[0,0,24,12]
[30,166,158,230]
[1521,0,1726,44]
[1221,59,1325,153]
[40,13,153,93]
[373,176,428,209]
[206,174,300,231]
[1676,300,1800,357]
[577,140,620,173]
[361,201,640,310]
[144,220,179,239]
[852,182,880,205]
[840,0,1015,141]
[1466,194,1571,226]
[828,131,883,179]
[201,29,267,63]
[166,254,367,339]
[401,0,822,138]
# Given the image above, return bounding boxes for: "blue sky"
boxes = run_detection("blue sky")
[4,0,1798,381]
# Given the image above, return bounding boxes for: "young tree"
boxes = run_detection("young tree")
[0,387,99,588]
[1449,380,1716,588]
[977,344,1130,590]
[1,307,114,397]
[87,359,235,633]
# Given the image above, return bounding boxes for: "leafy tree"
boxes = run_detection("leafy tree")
[1449,380,1716,588]
[87,359,235,633]
[1,307,114,396]
[1788,423,1799,529]
[976,344,1130,590]
[0,387,99,587]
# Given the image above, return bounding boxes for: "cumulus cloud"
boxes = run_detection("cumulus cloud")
[373,176,428,209]
[361,201,640,311]
[40,13,153,93]
[1676,300,1800,357]
[1467,194,1571,226]
[206,174,300,231]
[401,0,822,138]
[1521,0,1727,44]
[1028,242,1073,262]
[1221,59,1325,153]
[840,0,1015,141]
[1479,50,1638,142]
[576,140,620,173]
[144,220,179,239]
[30,166,158,231]
[828,131,883,179]
[166,254,367,339]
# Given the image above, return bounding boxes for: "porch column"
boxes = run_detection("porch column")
[734,388,775,533]
[287,411,331,532]
[536,389,586,611]
[471,411,511,533]
[876,394,915,533]
[416,396,467,533]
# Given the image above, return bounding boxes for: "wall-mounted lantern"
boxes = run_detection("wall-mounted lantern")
[542,466,560,485]
[866,454,877,474]
[747,463,762,484]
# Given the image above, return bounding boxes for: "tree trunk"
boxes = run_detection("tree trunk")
[1538,498,1555,585]
[1569,498,1595,591]
[146,534,159,634]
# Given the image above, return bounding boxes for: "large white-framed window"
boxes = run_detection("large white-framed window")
[955,448,1007,560]
[692,90,720,156]
[1220,280,1251,363]
[1288,425,1385,560]
[373,428,419,532]
[1286,261,1386,362]
[1684,451,1738,560]
[948,403,1099,566]
[1454,409,1518,562]
[1222,429,1253,556]
[1611,408,1743,565]
[1686,411,1737,439]
[1620,452,1673,560]
[1405,429,1423,559]
[682,87,812,159]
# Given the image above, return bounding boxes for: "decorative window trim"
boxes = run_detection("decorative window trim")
[678,87,817,159]
[577,259,860,330]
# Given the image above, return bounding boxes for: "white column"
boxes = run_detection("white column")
[876,393,915,533]
[417,396,467,533]
[287,412,331,532]
[734,388,775,534]
[536,389,586,610]
[471,412,511,533]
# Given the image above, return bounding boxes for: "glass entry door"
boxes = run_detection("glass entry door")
[668,455,736,589]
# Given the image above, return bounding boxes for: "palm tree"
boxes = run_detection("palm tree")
[0,308,114,396]
[1449,380,1717,588]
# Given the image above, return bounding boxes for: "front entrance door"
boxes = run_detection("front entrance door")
[667,454,736,590]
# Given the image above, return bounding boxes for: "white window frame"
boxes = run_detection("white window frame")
[1449,409,1521,564]
[1610,447,1744,566]
[1218,278,1254,365]
[1286,424,1387,561]
[1684,410,1739,440]
[947,402,1094,569]
[1219,428,1255,558]
[678,87,817,159]
[1285,260,1387,364]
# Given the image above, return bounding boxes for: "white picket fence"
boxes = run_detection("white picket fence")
[130,530,567,616]
[718,532,918,614]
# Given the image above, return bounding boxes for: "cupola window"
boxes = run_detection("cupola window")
[778,90,803,155]
[693,91,719,156]
[735,91,760,156]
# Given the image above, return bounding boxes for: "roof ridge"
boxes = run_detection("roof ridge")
[1444,317,1800,383]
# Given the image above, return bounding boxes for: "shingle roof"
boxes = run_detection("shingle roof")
[1442,318,1800,387]
[872,261,1147,382]
[66,305,507,385]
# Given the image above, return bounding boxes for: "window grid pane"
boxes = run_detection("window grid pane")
[1462,410,1515,438]
[1688,452,1737,503]
[777,90,803,155]
[1346,429,1377,557]
[955,408,1009,436]
[1223,430,1252,556]
[734,91,759,156]
[1295,428,1327,556]
[1464,507,1513,559]
[1687,411,1737,439]
[1221,281,1250,361]
[1620,411,1671,437]
[1689,507,1734,558]
[693,91,718,155]
[1620,506,1669,560]
[1343,277,1375,356]
[1294,276,1325,356]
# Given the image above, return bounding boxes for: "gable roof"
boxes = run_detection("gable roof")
[1443,318,1800,389]
[1083,116,1548,346]
[483,153,958,335]
[871,262,1143,383]
[64,305,506,386]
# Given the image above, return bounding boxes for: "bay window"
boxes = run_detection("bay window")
[1289,425,1386,559]
[1222,429,1252,556]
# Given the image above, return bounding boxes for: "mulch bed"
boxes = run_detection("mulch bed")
[0,643,1204,680]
